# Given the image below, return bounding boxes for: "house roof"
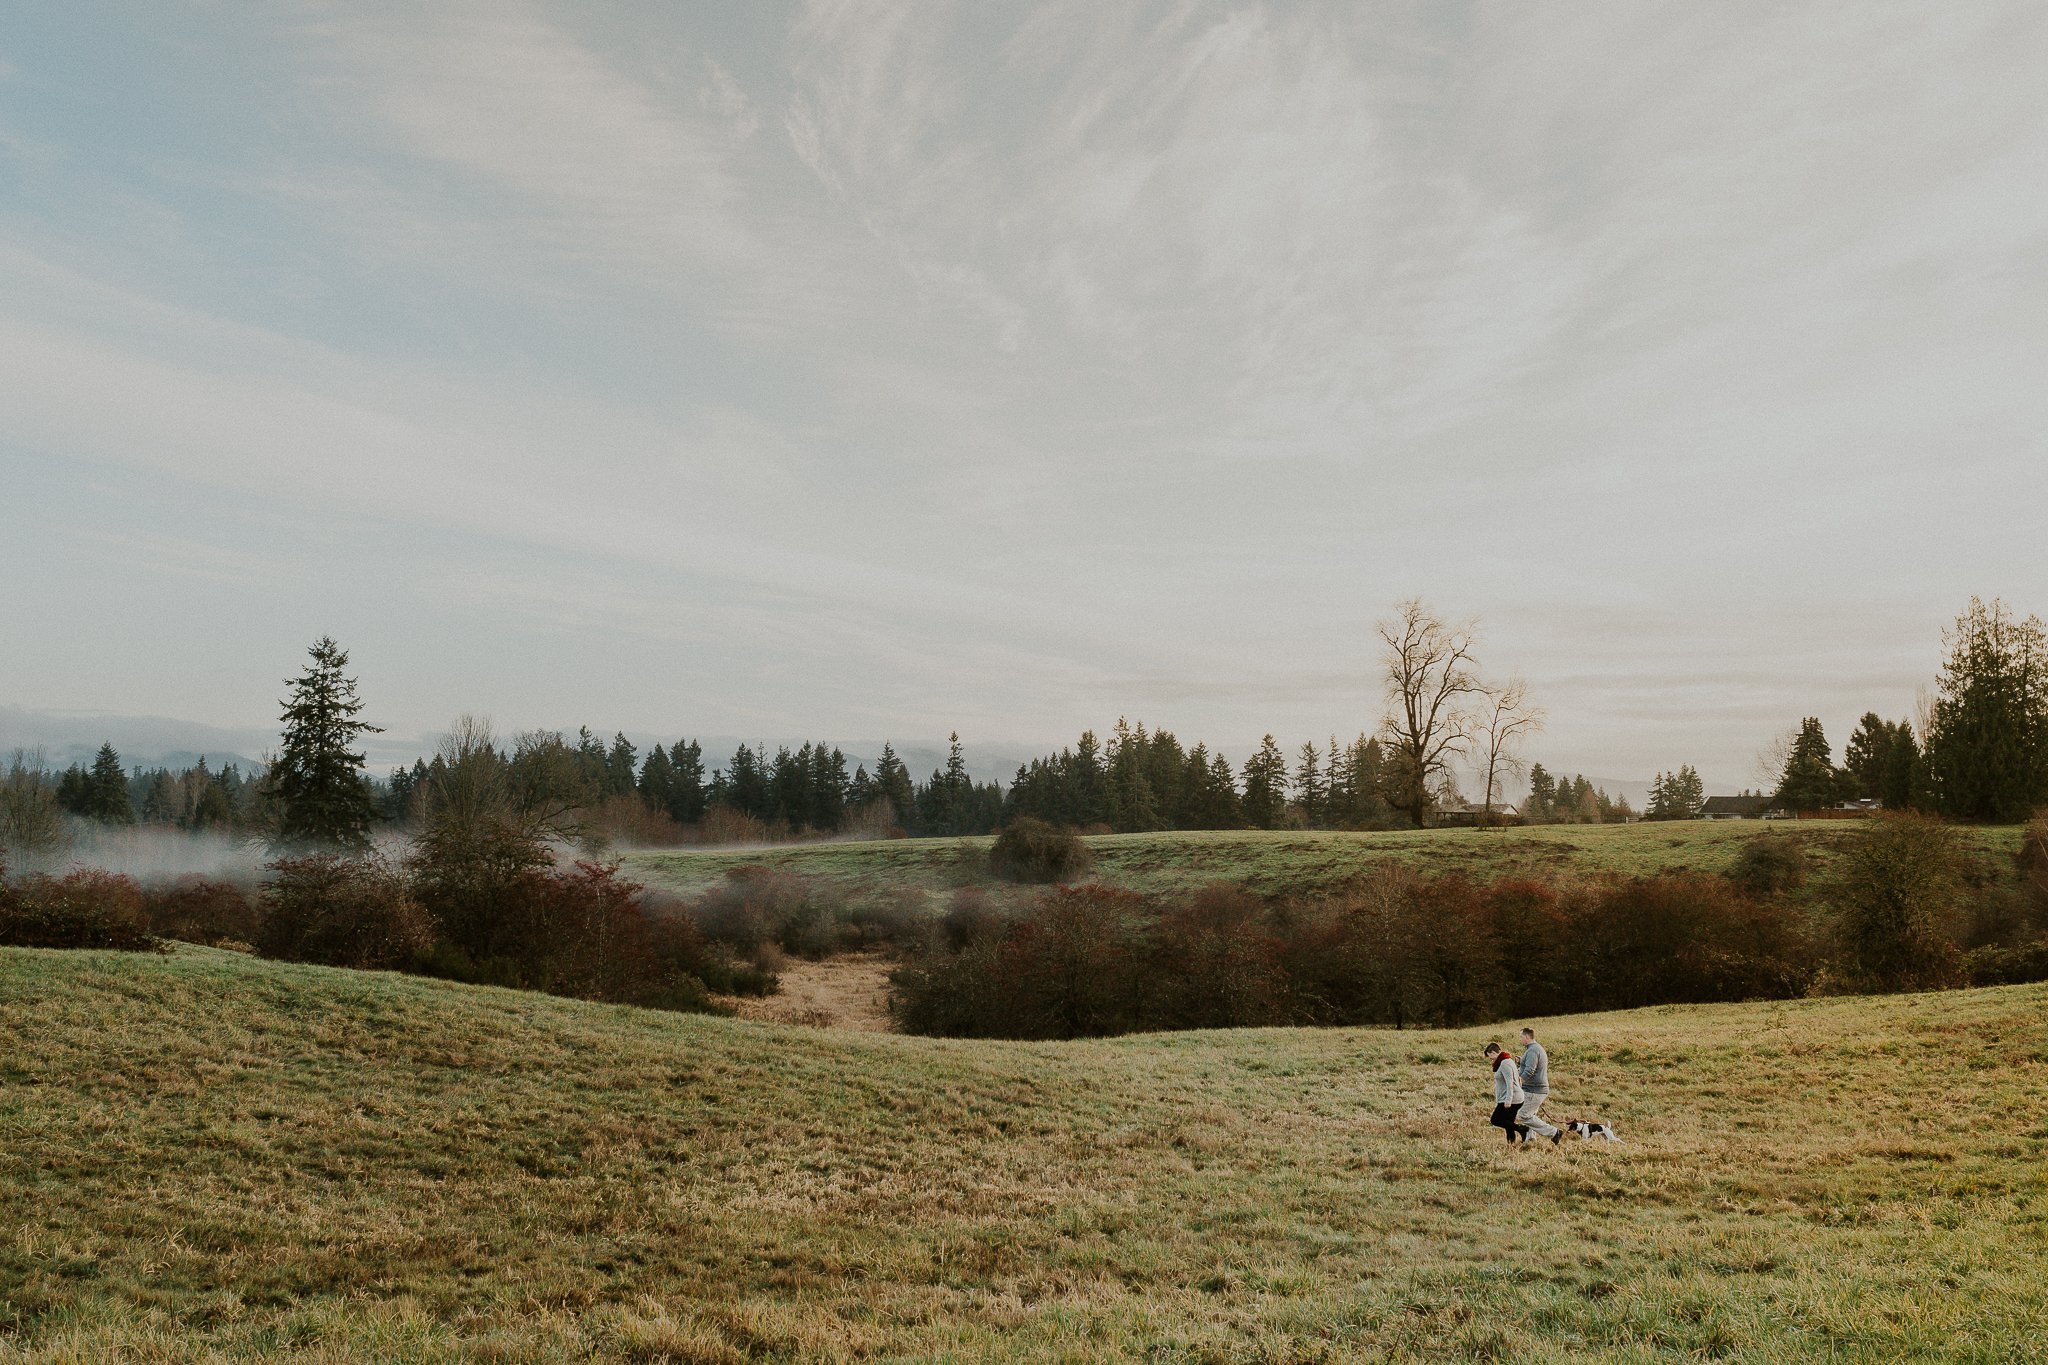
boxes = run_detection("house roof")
[1700,795,1770,816]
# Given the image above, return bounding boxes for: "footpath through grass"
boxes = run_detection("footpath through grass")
[626,820,2026,902]
[4,945,2046,1362]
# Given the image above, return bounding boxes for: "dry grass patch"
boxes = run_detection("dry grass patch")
[2,946,2045,1361]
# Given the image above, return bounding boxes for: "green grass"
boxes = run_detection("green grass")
[626,820,2027,903]
[6,945,2047,1361]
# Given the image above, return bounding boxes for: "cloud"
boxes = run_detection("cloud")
[4,1,2047,787]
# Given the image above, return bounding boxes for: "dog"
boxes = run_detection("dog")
[1562,1119,1621,1143]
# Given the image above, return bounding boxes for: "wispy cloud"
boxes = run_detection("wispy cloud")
[3,1,2046,786]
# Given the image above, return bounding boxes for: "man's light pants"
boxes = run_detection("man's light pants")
[1516,1093,1558,1139]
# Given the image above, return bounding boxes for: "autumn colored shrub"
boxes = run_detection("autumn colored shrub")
[258,854,435,971]
[1561,874,1815,1007]
[0,868,159,951]
[1151,884,1288,1029]
[140,877,261,947]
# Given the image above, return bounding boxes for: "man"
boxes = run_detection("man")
[1517,1026,1561,1144]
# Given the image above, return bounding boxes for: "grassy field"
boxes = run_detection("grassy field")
[626,819,2028,903]
[6,945,2046,1362]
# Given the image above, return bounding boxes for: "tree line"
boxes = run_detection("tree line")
[1763,598,2048,821]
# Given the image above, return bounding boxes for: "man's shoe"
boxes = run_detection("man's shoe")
[1550,1130,1563,1145]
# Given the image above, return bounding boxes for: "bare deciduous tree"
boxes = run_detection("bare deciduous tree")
[1,749,67,868]
[1476,680,1544,826]
[1376,598,1484,827]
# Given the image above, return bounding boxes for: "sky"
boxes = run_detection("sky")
[3,2,2047,794]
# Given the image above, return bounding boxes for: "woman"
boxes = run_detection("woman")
[1485,1040,1527,1143]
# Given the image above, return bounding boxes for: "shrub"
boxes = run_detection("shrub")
[697,807,769,846]
[1152,884,1288,1029]
[839,887,927,950]
[408,818,554,963]
[1727,833,1807,897]
[994,885,1152,1038]
[988,818,1095,884]
[1831,812,1965,991]
[939,885,1004,950]
[2018,811,2048,878]
[1485,878,1571,1017]
[892,884,1151,1039]
[1564,875,1814,1007]
[259,854,436,971]
[141,877,261,947]
[1964,940,2048,986]
[582,793,686,850]
[0,869,159,951]
[688,867,849,958]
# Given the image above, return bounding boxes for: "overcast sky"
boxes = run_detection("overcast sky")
[4,2,2046,792]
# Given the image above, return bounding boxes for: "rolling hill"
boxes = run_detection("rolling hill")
[4,944,2044,1362]
[624,819,2027,903]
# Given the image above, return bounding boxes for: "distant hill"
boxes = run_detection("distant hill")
[0,705,272,773]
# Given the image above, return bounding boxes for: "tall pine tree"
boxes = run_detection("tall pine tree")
[85,743,136,825]
[269,637,381,851]
[1241,735,1287,830]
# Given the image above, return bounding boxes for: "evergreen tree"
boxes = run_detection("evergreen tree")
[604,733,639,798]
[1327,735,1391,828]
[667,741,707,824]
[190,773,233,830]
[269,637,381,851]
[141,770,178,823]
[872,743,916,827]
[769,744,809,828]
[916,733,978,836]
[637,744,674,814]
[1207,750,1244,827]
[718,744,770,820]
[1673,765,1704,818]
[1241,735,1287,830]
[1569,775,1598,823]
[814,746,850,831]
[1842,713,1895,802]
[1525,763,1556,822]
[1881,722,1924,811]
[1106,719,1159,832]
[1925,597,2048,821]
[56,764,92,817]
[1144,728,1187,827]
[575,727,608,790]
[84,743,136,825]
[1070,731,1110,828]
[1293,740,1327,828]
[1773,717,1842,813]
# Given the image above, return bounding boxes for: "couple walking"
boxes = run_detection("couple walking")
[1486,1027,1559,1145]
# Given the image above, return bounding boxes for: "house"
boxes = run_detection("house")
[1699,795,1770,820]
[1434,800,1523,828]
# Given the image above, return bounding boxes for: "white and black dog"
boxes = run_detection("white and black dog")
[1563,1119,1622,1143]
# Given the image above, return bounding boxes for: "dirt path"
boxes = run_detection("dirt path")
[720,952,897,1032]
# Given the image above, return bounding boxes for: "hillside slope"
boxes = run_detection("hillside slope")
[625,820,2025,901]
[3,947,2045,1362]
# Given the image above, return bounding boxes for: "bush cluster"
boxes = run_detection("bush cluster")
[988,817,1095,884]
[258,854,438,971]
[892,870,1820,1039]
[683,866,925,962]
[0,866,161,952]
